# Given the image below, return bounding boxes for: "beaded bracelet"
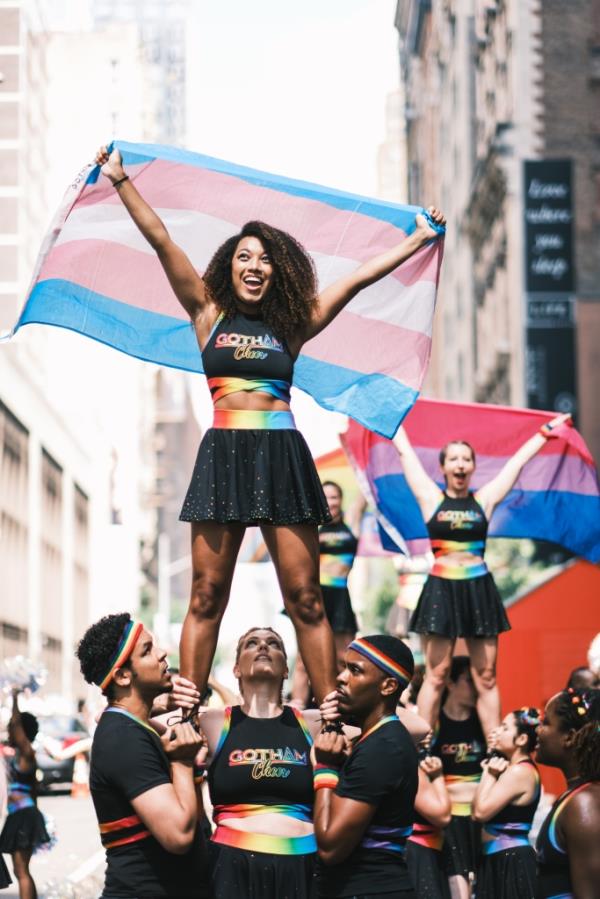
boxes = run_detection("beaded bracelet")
[313,763,340,791]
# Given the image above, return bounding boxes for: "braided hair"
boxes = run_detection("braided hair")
[512,707,541,753]
[555,688,600,781]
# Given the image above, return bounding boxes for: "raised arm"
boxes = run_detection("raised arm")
[392,426,443,522]
[475,414,571,519]
[94,146,215,332]
[471,757,531,822]
[8,690,35,769]
[303,207,446,341]
[345,493,367,539]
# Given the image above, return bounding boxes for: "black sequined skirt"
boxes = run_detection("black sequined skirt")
[476,845,537,899]
[209,843,317,898]
[441,815,481,878]
[406,841,450,899]
[180,425,331,526]
[409,573,511,639]
[322,586,358,634]
[0,806,50,853]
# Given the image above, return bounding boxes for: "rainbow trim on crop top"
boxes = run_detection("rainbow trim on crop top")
[320,553,355,588]
[212,409,296,430]
[482,762,540,854]
[7,780,35,814]
[548,782,590,854]
[210,706,315,855]
[208,377,291,405]
[408,820,444,851]
[430,539,488,580]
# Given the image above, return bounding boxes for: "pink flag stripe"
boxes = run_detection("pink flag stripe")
[76,160,440,286]
[369,441,600,497]
[37,244,432,387]
[41,233,437,337]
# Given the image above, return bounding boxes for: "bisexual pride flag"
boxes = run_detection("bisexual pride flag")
[7,141,445,439]
[342,398,600,563]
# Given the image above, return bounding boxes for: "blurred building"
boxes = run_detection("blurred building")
[377,88,409,203]
[395,0,600,463]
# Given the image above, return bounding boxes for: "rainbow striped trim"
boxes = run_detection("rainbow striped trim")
[360,823,412,854]
[357,714,399,746]
[482,821,532,855]
[99,813,151,850]
[104,706,161,738]
[451,801,473,817]
[313,766,340,791]
[349,638,412,688]
[208,377,291,404]
[445,774,481,785]
[320,553,354,588]
[548,782,591,854]
[289,706,314,747]
[212,822,316,856]
[214,803,312,824]
[431,558,488,579]
[214,706,233,758]
[212,409,296,430]
[98,620,144,691]
[7,782,35,815]
[408,821,443,851]
[431,539,485,556]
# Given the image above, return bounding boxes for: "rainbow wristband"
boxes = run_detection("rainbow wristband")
[313,764,340,791]
[540,423,558,439]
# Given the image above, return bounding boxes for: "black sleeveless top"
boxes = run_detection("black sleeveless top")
[319,519,359,588]
[7,754,37,814]
[201,311,294,405]
[481,759,540,855]
[536,780,592,898]
[208,705,314,808]
[427,492,488,548]
[431,709,485,814]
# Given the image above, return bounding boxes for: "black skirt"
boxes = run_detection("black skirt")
[180,427,331,526]
[409,573,511,639]
[322,586,358,635]
[406,841,450,899]
[0,806,50,853]
[0,854,11,888]
[476,845,537,899]
[209,842,317,899]
[441,815,481,878]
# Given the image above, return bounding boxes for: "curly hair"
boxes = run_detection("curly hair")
[203,221,318,342]
[75,613,132,699]
[512,707,541,753]
[562,689,600,781]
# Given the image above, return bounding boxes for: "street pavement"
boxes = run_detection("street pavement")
[2,792,105,899]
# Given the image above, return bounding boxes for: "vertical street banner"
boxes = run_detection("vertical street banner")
[523,159,577,416]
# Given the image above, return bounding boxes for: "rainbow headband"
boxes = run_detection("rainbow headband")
[98,620,144,691]
[349,638,412,688]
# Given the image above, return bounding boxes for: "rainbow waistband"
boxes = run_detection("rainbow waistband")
[99,813,151,850]
[360,823,412,854]
[212,409,296,430]
[482,822,532,855]
[8,783,34,814]
[430,540,488,580]
[212,823,316,856]
[208,377,291,404]
[408,821,443,851]
[320,553,354,588]
[451,801,473,817]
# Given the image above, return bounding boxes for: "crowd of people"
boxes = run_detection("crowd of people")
[3,145,599,899]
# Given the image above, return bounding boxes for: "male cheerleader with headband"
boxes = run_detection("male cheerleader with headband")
[76,614,208,898]
[313,635,418,898]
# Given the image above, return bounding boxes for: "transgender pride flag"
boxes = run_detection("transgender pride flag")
[342,398,600,563]
[8,141,444,439]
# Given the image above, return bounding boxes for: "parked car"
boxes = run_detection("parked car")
[34,715,90,793]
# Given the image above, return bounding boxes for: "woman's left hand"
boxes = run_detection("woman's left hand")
[166,675,201,711]
[319,690,342,724]
[415,206,446,241]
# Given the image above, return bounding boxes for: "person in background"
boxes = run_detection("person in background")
[565,666,597,691]
[0,689,49,899]
[406,753,451,899]
[76,613,208,899]
[430,657,485,899]
[472,708,541,899]
[535,687,600,899]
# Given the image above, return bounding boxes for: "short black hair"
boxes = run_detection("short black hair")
[20,712,39,743]
[75,613,132,699]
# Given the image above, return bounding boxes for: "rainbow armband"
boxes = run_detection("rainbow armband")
[313,764,340,791]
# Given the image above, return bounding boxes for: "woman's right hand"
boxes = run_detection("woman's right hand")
[94,145,125,184]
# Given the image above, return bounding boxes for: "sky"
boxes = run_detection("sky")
[186,0,400,454]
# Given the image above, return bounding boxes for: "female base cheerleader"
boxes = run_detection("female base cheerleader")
[0,690,50,899]
[393,412,570,736]
[472,708,541,899]
[406,754,451,899]
[95,145,445,704]
[535,687,600,898]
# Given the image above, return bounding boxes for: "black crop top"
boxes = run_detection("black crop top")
[208,706,314,808]
[201,311,294,405]
[431,709,486,783]
[536,781,592,898]
[427,492,488,552]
